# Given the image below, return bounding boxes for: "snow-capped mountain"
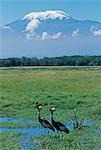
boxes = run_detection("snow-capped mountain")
[0,10,101,58]
[1,10,101,40]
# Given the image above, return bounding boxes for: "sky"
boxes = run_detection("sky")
[0,0,101,58]
[0,0,101,26]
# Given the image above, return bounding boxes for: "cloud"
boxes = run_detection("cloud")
[93,29,101,37]
[90,25,95,32]
[26,19,40,31]
[2,26,15,32]
[41,32,62,40]
[41,32,50,40]
[26,31,62,40]
[26,32,40,40]
[2,26,11,29]
[52,32,62,40]
[72,28,79,37]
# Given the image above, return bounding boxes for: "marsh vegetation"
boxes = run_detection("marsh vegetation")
[0,67,101,149]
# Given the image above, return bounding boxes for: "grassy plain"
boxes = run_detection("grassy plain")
[0,67,101,149]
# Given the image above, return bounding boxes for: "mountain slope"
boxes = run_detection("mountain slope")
[0,10,101,58]
[1,10,101,40]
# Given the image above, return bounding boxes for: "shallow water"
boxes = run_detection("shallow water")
[0,117,55,149]
[0,126,53,135]
[0,117,37,125]
[92,128,101,136]
[0,117,100,149]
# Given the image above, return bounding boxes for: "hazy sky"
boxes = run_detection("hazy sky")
[0,0,101,26]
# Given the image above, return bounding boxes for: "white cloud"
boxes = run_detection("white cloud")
[2,26,15,32]
[93,29,101,37]
[2,26,11,29]
[26,31,62,40]
[52,32,62,39]
[41,32,62,40]
[26,19,40,31]
[90,25,95,32]
[41,32,51,40]
[26,32,40,40]
[26,33,33,40]
[72,28,79,37]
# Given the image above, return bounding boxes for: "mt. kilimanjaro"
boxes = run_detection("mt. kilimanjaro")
[0,10,101,58]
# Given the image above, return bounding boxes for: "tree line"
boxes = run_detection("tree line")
[0,56,101,67]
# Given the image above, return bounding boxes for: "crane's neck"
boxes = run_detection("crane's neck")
[37,109,41,120]
[37,109,43,124]
[50,111,54,122]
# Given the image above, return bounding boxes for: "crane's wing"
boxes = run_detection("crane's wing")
[56,121,69,133]
[40,117,55,131]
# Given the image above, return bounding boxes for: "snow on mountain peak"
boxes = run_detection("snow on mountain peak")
[22,10,71,32]
[22,10,71,21]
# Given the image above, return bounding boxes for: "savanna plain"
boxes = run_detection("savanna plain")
[0,67,101,150]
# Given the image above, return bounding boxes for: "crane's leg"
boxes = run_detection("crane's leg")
[57,130,61,140]
[61,132,64,139]
[45,128,47,134]
[47,129,49,134]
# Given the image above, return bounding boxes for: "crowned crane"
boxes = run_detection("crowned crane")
[36,105,55,133]
[50,108,69,133]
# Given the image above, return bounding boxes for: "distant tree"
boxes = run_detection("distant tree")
[0,55,101,67]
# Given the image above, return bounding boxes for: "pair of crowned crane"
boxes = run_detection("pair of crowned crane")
[35,103,69,134]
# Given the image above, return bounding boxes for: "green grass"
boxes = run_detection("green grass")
[0,131,21,150]
[36,129,101,150]
[0,67,101,149]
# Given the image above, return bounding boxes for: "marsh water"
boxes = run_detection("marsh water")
[0,117,100,149]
